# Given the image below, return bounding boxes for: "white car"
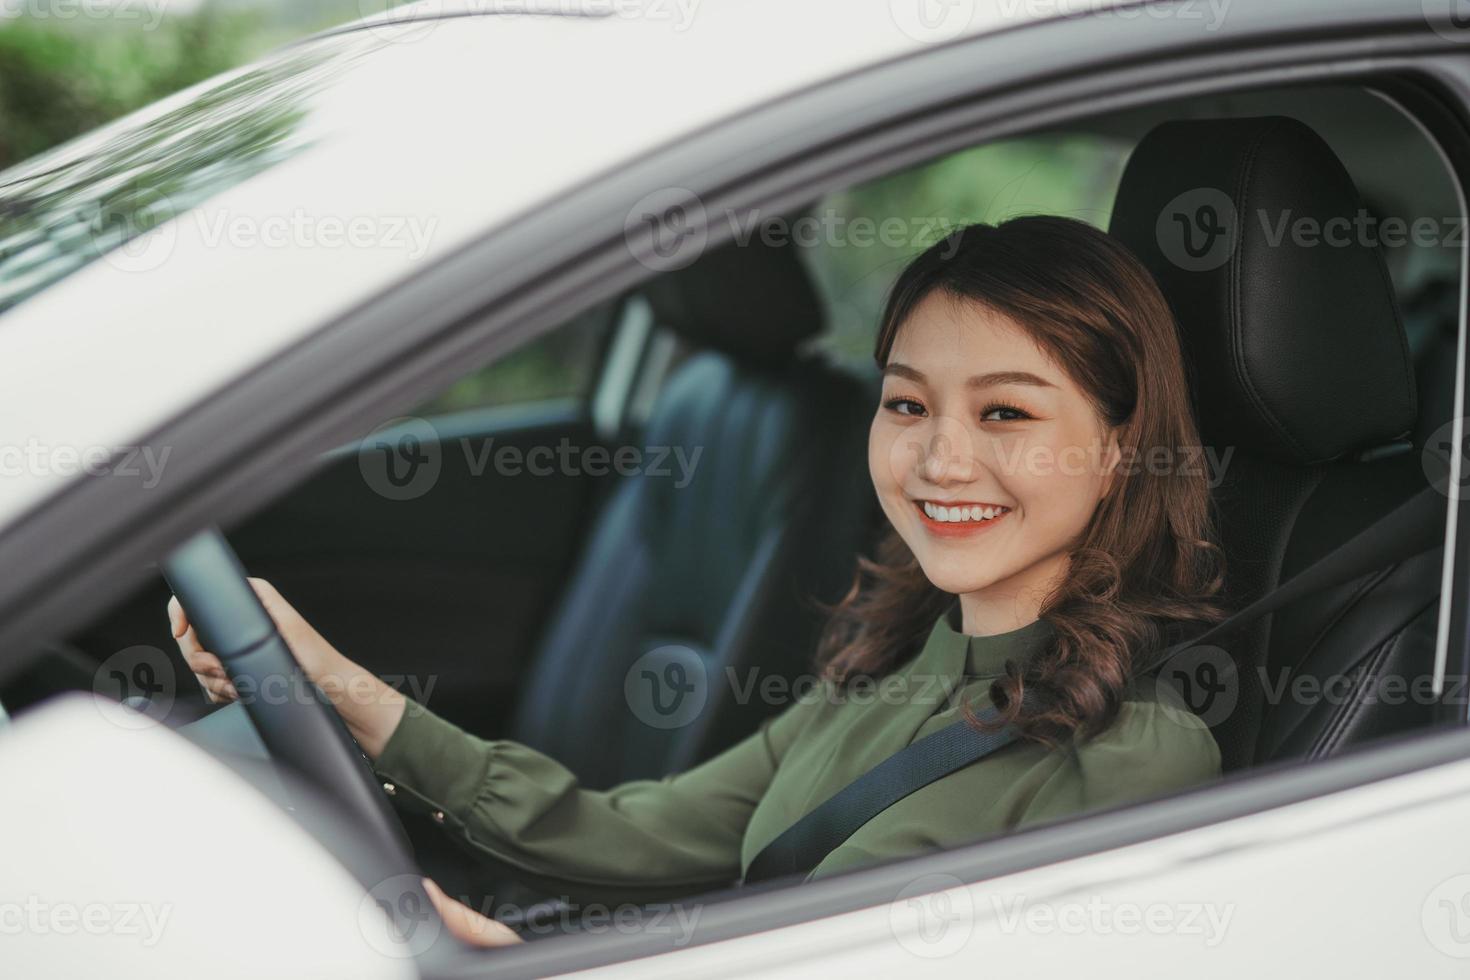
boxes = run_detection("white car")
[1,1,1469,977]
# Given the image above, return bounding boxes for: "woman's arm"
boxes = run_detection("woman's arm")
[171,579,813,906]
[374,692,804,906]
[169,579,408,757]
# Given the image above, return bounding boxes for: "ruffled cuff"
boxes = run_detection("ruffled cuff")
[371,697,495,832]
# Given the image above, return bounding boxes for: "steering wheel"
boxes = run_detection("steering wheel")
[161,529,437,909]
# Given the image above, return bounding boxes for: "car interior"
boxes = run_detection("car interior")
[1,78,1465,933]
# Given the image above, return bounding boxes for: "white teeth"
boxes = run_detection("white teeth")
[921,502,1008,524]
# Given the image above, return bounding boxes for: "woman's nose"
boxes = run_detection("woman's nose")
[913,419,984,486]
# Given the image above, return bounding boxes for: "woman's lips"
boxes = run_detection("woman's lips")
[913,500,1011,538]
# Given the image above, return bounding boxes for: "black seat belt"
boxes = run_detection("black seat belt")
[741,482,1448,886]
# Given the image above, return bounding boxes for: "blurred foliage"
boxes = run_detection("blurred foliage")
[0,4,360,170]
[801,135,1133,363]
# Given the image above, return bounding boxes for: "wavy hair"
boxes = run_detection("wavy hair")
[814,215,1232,748]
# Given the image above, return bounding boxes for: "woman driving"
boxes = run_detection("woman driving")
[171,215,1232,947]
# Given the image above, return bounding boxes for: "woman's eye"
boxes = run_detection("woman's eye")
[980,403,1031,423]
[883,397,926,417]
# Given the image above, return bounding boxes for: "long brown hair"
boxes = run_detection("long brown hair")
[815,215,1231,748]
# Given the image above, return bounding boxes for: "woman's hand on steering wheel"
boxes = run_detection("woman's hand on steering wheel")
[169,578,331,702]
[169,579,407,759]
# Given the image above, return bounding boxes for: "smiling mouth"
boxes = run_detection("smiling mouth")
[912,499,1012,537]
[915,500,1011,524]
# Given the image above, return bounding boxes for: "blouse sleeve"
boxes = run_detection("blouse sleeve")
[371,695,816,906]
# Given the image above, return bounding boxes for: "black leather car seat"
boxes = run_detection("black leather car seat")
[1108,116,1452,770]
[509,232,876,790]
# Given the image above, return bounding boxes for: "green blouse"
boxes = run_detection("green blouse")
[371,601,1220,906]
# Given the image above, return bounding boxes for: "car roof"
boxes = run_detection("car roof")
[0,1,1113,530]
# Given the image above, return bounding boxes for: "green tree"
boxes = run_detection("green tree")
[0,7,333,171]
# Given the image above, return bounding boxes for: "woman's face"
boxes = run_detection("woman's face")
[868,290,1121,630]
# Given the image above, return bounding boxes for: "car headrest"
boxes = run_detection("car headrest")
[644,226,825,364]
[1108,116,1416,465]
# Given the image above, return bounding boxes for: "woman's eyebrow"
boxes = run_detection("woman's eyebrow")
[883,362,1057,390]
